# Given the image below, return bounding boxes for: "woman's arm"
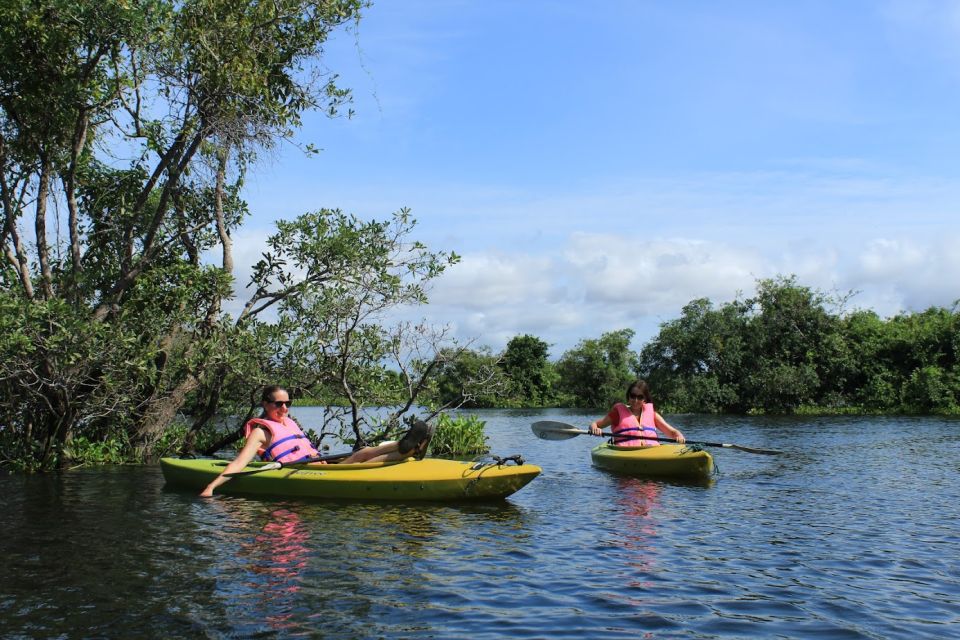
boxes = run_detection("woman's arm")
[589,413,613,435]
[200,428,267,497]
[654,412,685,443]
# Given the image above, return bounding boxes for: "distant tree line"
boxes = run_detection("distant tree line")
[426,277,960,415]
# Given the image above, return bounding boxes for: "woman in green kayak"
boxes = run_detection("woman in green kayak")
[200,385,433,496]
[588,380,685,447]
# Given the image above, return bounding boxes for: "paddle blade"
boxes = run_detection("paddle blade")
[729,444,783,455]
[531,420,588,440]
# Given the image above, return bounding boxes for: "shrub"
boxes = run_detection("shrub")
[429,413,488,457]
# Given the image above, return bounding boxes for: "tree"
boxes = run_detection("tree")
[639,298,747,412]
[214,208,467,448]
[423,347,510,410]
[556,329,638,409]
[0,0,368,470]
[638,277,869,414]
[500,334,553,406]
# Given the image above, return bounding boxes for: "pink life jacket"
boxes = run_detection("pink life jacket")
[244,416,319,463]
[610,402,660,447]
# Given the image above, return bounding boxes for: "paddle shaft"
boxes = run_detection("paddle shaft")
[530,421,782,455]
[578,429,725,447]
[223,451,352,477]
[583,429,743,448]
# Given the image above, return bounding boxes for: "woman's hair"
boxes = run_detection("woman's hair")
[261,385,287,403]
[626,380,652,403]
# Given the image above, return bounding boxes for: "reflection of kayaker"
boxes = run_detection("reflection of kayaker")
[614,478,662,580]
[588,380,685,447]
[200,385,434,496]
[239,508,309,631]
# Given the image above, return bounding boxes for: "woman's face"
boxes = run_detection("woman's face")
[263,389,291,420]
[627,388,645,408]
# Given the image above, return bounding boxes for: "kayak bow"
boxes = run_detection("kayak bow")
[590,443,714,480]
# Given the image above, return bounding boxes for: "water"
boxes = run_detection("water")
[2,411,959,639]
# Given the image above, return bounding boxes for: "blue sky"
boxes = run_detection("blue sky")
[236,0,960,357]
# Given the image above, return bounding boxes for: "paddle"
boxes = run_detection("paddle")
[530,420,783,455]
[223,451,353,477]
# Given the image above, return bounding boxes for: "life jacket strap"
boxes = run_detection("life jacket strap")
[263,434,307,461]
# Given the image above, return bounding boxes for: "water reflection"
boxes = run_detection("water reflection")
[4,414,960,639]
[242,508,309,632]
[611,478,662,588]
[186,496,538,637]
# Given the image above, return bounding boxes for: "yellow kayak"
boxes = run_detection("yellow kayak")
[160,457,541,501]
[590,443,714,480]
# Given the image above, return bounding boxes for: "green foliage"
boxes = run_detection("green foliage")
[0,0,370,470]
[233,208,465,447]
[902,366,958,413]
[637,277,960,415]
[499,334,556,407]
[422,347,509,410]
[428,413,489,458]
[61,434,129,466]
[556,329,638,409]
[639,297,747,412]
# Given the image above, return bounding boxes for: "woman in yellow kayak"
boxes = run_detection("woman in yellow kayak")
[200,385,433,496]
[588,380,685,446]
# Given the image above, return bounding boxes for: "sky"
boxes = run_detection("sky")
[236,0,960,358]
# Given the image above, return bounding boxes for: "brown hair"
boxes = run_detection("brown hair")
[626,380,652,403]
[261,385,288,403]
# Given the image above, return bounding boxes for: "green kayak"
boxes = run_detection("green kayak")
[590,443,714,480]
[161,456,541,501]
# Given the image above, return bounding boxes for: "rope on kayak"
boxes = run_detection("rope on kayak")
[470,454,525,470]
[680,443,720,476]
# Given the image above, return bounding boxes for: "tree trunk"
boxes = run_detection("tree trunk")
[132,375,199,460]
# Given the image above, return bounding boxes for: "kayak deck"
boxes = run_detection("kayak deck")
[590,443,714,480]
[161,457,541,501]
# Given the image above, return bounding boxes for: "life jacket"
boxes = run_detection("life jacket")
[244,416,319,463]
[610,402,660,447]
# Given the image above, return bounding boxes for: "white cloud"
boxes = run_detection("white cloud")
[428,253,555,309]
[417,229,960,355]
[563,233,764,310]
[849,235,960,312]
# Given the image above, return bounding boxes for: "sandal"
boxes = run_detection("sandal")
[397,420,434,458]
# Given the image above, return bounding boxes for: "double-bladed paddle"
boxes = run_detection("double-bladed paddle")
[530,420,783,455]
[223,451,353,477]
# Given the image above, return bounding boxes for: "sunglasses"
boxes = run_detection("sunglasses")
[628,393,645,401]
[269,400,292,408]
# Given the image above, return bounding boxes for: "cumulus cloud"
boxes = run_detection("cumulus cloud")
[848,235,960,312]
[564,233,764,311]
[418,229,960,354]
[428,253,556,310]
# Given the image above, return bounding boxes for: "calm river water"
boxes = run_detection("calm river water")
[2,410,959,639]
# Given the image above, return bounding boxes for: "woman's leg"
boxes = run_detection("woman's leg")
[340,441,403,464]
[339,421,434,463]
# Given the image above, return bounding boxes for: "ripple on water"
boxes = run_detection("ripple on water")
[2,414,960,639]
